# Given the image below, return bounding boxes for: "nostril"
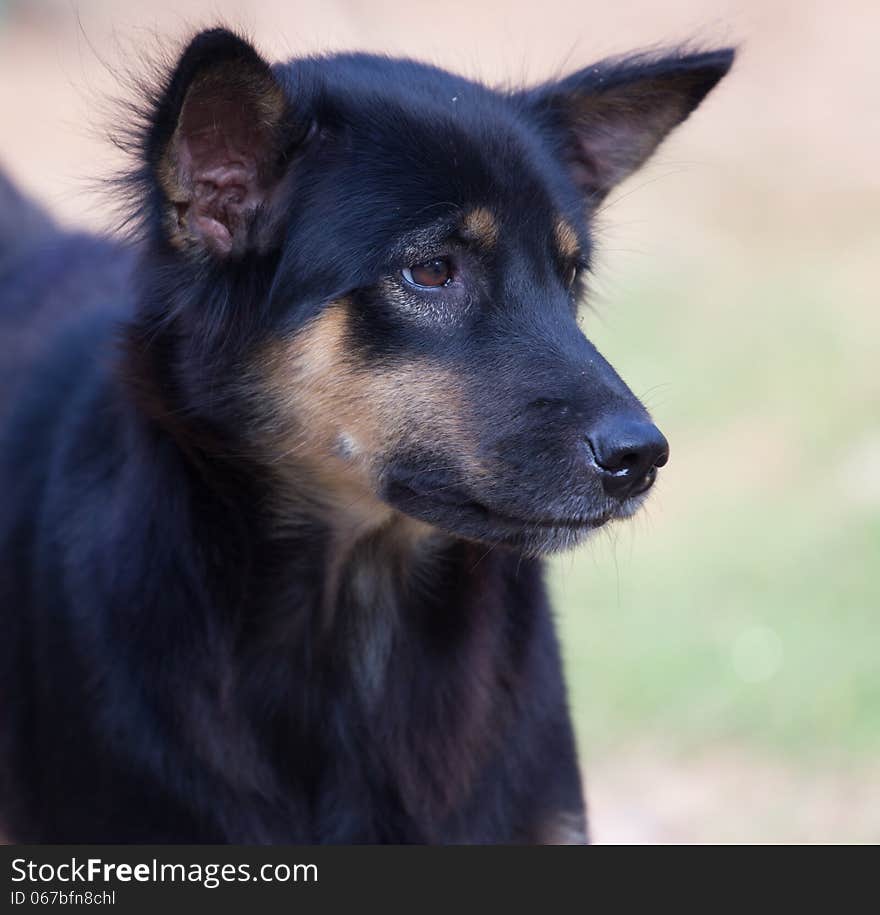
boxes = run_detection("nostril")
[630,465,658,496]
[616,451,643,474]
[588,440,655,475]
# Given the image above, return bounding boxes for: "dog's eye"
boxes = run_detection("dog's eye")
[565,264,578,289]
[402,259,452,288]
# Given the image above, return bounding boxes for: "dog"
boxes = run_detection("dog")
[0,28,732,843]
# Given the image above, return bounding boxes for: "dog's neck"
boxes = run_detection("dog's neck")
[113,396,537,833]
[121,321,505,704]
[139,406,467,643]
[314,514,452,703]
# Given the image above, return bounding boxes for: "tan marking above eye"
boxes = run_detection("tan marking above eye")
[555,217,580,262]
[459,207,498,247]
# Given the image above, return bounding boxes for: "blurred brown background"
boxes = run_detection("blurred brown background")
[1,0,877,843]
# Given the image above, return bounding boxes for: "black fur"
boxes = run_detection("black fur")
[0,30,733,843]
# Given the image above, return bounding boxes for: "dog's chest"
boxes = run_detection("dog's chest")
[339,549,401,704]
[249,544,503,841]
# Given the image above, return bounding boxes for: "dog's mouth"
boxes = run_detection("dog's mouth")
[382,466,624,551]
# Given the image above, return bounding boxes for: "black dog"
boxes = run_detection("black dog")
[0,29,732,843]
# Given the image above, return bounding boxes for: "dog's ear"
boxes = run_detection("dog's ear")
[522,48,734,206]
[147,29,300,256]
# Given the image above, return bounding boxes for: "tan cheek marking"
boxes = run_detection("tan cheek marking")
[460,206,498,248]
[555,217,580,262]
[361,365,473,461]
[261,301,364,471]
[260,301,483,509]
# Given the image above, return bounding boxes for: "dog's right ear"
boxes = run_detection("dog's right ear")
[146,29,300,257]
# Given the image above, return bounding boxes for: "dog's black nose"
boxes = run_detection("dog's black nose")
[588,420,669,498]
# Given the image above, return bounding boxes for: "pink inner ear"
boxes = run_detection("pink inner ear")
[568,117,663,201]
[173,80,277,254]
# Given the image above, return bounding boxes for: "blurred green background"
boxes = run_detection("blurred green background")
[1,0,877,842]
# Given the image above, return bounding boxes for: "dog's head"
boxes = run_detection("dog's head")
[135,29,732,553]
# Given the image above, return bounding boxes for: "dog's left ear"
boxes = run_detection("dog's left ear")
[521,48,735,206]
